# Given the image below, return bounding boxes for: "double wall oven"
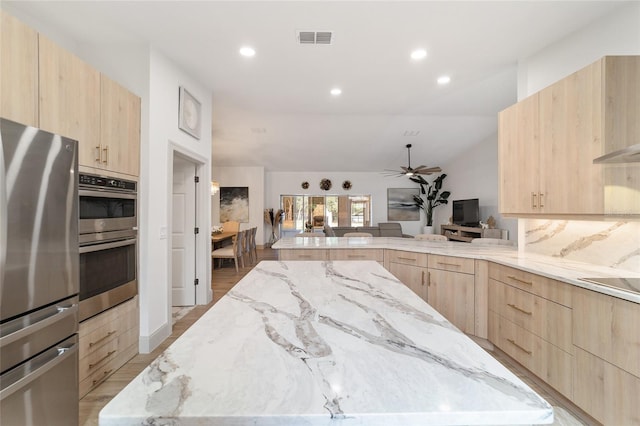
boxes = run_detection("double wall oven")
[78,173,137,322]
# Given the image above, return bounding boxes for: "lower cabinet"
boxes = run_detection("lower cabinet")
[387,262,427,301]
[78,297,139,398]
[427,255,475,334]
[573,346,640,425]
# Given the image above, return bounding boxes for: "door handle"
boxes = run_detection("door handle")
[539,192,544,208]
[531,192,537,209]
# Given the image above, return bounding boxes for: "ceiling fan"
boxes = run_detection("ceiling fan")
[384,144,442,176]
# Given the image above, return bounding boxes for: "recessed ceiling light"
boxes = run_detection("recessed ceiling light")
[410,49,427,60]
[330,88,342,96]
[239,46,256,57]
[437,75,451,85]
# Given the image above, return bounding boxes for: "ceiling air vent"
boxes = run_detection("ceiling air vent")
[297,31,333,45]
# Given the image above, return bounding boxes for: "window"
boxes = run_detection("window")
[280,195,371,236]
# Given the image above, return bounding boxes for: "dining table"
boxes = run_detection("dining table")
[211,231,235,248]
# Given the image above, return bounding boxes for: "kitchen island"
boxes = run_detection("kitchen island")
[100,261,552,425]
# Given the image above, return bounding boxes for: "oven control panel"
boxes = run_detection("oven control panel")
[79,173,136,192]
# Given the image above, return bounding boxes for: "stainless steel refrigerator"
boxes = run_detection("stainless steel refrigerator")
[0,118,79,425]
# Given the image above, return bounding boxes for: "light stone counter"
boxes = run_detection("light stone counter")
[273,237,640,303]
[100,261,553,425]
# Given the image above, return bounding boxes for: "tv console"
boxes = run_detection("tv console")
[441,224,504,243]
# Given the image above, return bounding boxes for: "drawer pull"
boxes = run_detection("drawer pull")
[507,275,533,286]
[347,255,368,259]
[102,146,109,164]
[507,339,532,355]
[421,270,425,287]
[92,369,114,386]
[89,350,116,369]
[298,255,312,258]
[89,331,116,348]
[397,256,417,261]
[437,262,461,267]
[507,303,532,315]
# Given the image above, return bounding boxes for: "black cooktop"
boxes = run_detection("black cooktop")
[579,277,640,296]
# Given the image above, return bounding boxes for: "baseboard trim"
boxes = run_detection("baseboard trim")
[139,322,171,354]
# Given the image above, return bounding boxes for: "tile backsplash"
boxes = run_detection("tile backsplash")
[522,219,640,273]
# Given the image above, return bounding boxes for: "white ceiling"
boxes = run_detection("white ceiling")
[6,1,628,172]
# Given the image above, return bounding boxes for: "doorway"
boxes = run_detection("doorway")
[171,156,197,306]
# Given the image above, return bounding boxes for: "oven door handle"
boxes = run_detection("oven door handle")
[79,238,137,253]
[79,189,136,199]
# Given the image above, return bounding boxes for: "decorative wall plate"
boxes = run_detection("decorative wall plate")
[342,180,352,190]
[178,86,201,139]
[319,178,332,191]
[301,181,309,189]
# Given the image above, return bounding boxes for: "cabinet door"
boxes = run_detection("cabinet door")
[498,93,540,214]
[538,62,604,214]
[388,263,427,301]
[39,34,100,166]
[427,269,475,334]
[1,11,38,127]
[100,75,141,176]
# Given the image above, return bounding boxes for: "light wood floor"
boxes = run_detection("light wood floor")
[80,248,595,425]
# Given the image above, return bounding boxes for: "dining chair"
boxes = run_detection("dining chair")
[221,220,240,233]
[243,228,252,264]
[295,232,325,237]
[343,232,373,237]
[470,237,515,246]
[414,234,448,241]
[211,230,244,273]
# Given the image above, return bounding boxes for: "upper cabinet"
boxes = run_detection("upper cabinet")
[100,76,141,176]
[499,56,640,216]
[39,34,101,166]
[1,11,39,127]
[1,12,141,178]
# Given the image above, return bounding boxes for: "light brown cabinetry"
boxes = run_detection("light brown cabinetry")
[488,264,573,396]
[0,11,39,127]
[278,249,329,261]
[386,250,429,301]
[499,56,640,216]
[330,248,384,263]
[39,34,101,163]
[99,75,141,176]
[426,255,475,334]
[78,297,139,398]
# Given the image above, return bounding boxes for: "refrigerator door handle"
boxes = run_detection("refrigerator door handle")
[0,131,6,293]
[0,337,78,400]
[0,303,77,347]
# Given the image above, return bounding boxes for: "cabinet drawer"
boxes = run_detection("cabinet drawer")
[489,311,572,397]
[489,279,572,352]
[573,286,640,378]
[386,250,428,267]
[278,249,328,261]
[79,343,138,398]
[489,263,572,307]
[330,249,384,262]
[79,338,118,382]
[79,322,118,357]
[428,254,474,274]
[573,346,640,425]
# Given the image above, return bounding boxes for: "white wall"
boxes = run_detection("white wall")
[517,2,640,270]
[139,49,212,352]
[211,166,265,244]
[265,171,427,237]
[518,2,640,98]
[433,133,518,241]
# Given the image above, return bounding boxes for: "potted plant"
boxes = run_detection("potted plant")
[409,174,451,234]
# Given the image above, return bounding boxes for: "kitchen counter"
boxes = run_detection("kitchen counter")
[273,237,640,303]
[99,261,553,425]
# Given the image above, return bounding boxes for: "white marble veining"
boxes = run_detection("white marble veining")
[523,219,640,273]
[273,237,640,304]
[100,261,553,425]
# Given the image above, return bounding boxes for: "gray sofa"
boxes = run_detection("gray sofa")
[324,223,412,238]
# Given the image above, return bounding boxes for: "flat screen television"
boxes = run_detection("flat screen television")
[452,198,480,227]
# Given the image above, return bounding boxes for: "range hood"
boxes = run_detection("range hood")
[593,143,640,164]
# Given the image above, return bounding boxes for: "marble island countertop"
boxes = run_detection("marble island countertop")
[100,261,553,425]
[273,237,640,303]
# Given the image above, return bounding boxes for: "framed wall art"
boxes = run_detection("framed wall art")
[387,188,420,221]
[220,187,249,223]
[178,86,201,139]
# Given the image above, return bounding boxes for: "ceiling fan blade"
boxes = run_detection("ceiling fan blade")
[414,167,442,175]
[400,166,410,172]
[412,165,429,171]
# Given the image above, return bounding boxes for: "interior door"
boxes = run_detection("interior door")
[171,156,196,306]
